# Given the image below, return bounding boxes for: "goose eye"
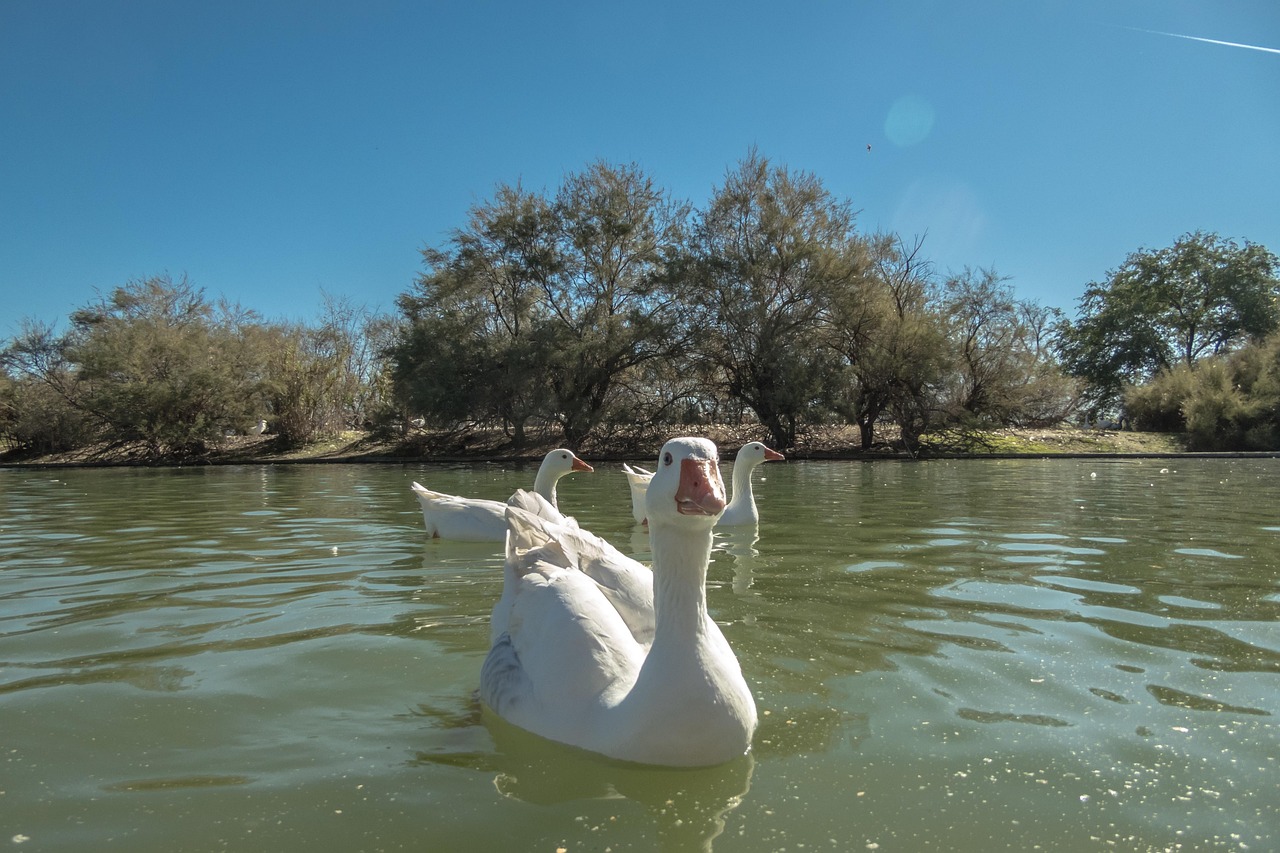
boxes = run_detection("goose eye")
[663,452,673,466]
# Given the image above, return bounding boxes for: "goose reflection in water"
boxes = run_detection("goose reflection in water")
[407,699,754,853]
[484,710,754,853]
[714,527,761,597]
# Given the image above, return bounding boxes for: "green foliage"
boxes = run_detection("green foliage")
[0,374,94,454]
[1059,232,1280,412]
[386,154,1089,453]
[940,270,1080,427]
[1125,332,1280,450]
[1125,363,1197,432]
[683,150,868,450]
[261,295,384,447]
[59,275,267,458]
[0,319,96,454]
[824,234,946,449]
[2,277,395,459]
[392,161,685,447]
[7,157,1273,460]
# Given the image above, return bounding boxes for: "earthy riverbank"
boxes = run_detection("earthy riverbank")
[1,424,1206,468]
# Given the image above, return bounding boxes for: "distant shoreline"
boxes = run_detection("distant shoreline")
[4,426,1276,470]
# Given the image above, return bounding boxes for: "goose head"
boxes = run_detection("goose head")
[736,441,785,468]
[645,437,727,528]
[533,448,593,507]
[542,448,594,476]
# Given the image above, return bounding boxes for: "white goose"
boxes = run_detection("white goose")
[410,449,592,541]
[481,437,756,767]
[717,441,785,527]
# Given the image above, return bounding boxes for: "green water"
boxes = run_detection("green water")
[1,457,1276,852]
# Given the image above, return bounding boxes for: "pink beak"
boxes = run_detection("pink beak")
[676,458,726,516]
[763,447,785,462]
[571,455,594,473]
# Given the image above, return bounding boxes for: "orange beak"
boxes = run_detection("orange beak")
[676,457,726,516]
[572,455,594,473]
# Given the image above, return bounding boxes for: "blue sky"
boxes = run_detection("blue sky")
[2,0,1277,338]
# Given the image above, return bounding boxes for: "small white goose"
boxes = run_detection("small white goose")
[481,437,756,767]
[717,441,784,527]
[410,449,592,541]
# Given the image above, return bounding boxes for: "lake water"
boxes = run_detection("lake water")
[1,456,1276,852]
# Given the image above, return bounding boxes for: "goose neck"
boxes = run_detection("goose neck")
[725,458,755,512]
[532,468,558,507]
[648,521,715,639]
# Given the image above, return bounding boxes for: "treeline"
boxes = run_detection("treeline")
[0,278,398,458]
[3,154,1278,459]
[390,154,1075,454]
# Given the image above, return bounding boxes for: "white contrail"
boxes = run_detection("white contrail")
[1131,27,1280,55]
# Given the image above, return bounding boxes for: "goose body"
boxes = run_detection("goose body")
[411,449,592,541]
[481,437,756,767]
[717,441,784,527]
[622,463,654,525]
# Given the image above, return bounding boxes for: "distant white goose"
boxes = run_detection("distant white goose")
[248,418,267,436]
[410,449,592,541]
[717,441,784,527]
[481,437,756,767]
[622,463,654,525]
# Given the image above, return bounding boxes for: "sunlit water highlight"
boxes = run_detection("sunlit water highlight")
[1,458,1276,851]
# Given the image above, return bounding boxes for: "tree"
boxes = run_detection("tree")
[0,320,96,454]
[1059,232,1280,413]
[260,293,390,446]
[392,183,556,444]
[393,162,687,447]
[824,233,947,449]
[682,150,869,450]
[538,161,689,445]
[1126,330,1280,449]
[939,268,1077,426]
[62,275,265,458]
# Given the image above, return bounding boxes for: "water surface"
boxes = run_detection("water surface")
[1,458,1276,851]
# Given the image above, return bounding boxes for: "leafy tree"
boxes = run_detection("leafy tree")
[0,319,94,454]
[393,183,555,444]
[1126,331,1280,449]
[1059,232,1280,413]
[940,268,1078,426]
[537,161,689,445]
[393,162,686,447]
[260,294,389,446]
[682,150,868,450]
[63,275,264,458]
[824,233,947,449]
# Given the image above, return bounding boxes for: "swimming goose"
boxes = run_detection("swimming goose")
[410,449,592,541]
[481,437,756,767]
[717,441,784,527]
